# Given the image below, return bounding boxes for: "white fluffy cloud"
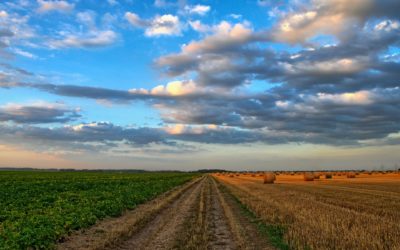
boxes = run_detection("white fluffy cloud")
[129,80,200,96]
[125,12,181,37]
[0,10,8,18]
[184,5,211,16]
[37,0,74,13]
[189,20,211,33]
[374,20,400,32]
[146,15,181,36]
[273,0,400,43]
[183,21,253,54]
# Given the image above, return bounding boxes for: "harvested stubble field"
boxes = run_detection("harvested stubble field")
[215,172,400,250]
[2,170,399,250]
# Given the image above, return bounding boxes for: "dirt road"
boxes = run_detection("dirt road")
[58,176,273,250]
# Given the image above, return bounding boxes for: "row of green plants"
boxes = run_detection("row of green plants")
[0,171,196,249]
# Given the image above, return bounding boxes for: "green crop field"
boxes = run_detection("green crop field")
[0,171,197,249]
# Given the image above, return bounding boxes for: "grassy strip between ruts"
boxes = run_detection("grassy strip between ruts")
[219,184,291,250]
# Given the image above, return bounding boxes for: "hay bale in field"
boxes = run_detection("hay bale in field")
[325,173,332,179]
[251,174,256,177]
[303,172,314,181]
[263,173,276,184]
[313,172,321,179]
[229,174,234,178]
[347,172,356,178]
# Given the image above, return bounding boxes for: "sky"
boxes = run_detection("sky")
[0,0,400,171]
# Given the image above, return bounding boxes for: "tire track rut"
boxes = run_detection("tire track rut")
[112,176,205,250]
[58,175,274,250]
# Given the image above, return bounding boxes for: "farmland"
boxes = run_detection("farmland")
[1,171,400,250]
[0,171,197,249]
[215,172,400,250]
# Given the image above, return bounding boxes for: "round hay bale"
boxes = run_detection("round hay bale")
[229,174,234,178]
[303,172,314,181]
[325,173,332,179]
[263,173,276,184]
[347,172,356,178]
[313,172,321,179]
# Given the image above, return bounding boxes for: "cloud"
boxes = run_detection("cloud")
[272,0,400,43]
[0,11,8,18]
[0,102,81,124]
[314,90,373,105]
[156,21,265,88]
[150,80,200,96]
[375,20,400,32]
[0,7,117,52]
[189,20,211,33]
[0,10,36,51]
[13,48,37,59]
[0,28,14,38]
[125,12,149,28]
[2,70,400,146]
[184,5,211,16]
[37,0,74,14]
[182,21,254,54]
[0,80,242,105]
[125,12,181,36]
[0,121,288,156]
[0,122,167,155]
[149,85,400,145]
[48,30,117,49]
[1,0,400,150]
[34,11,119,49]
[107,0,118,6]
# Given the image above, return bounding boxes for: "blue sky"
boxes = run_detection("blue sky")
[0,0,400,170]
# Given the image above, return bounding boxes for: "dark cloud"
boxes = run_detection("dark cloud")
[0,103,81,124]
[0,80,252,104]
[0,122,277,155]
[0,122,167,150]
[1,0,399,150]
[156,20,400,91]
[156,87,400,144]
[0,28,14,37]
